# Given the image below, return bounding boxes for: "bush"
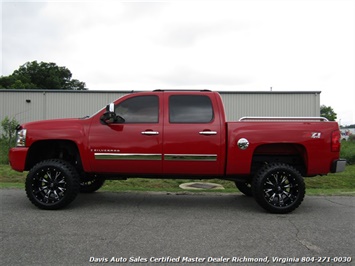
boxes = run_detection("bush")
[341,140,355,165]
[0,116,19,164]
[0,139,9,164]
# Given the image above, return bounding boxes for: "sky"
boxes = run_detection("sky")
[1,0,355,125]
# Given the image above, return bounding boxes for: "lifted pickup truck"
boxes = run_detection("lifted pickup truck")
[9,90,346,213]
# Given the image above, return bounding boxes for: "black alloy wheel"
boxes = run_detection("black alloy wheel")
[25,159,80,210]
[252,163,305,214]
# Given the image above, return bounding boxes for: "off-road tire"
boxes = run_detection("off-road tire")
[235,181,253,197]
[80,176,105,193]
[252,163,305,214]
[25,159,80,210]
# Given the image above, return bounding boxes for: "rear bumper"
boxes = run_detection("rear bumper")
[9,147,29,172]
[331,159,347,173]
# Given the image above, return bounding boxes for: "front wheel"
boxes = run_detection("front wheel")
[25,159,80,210]
[235,181,253,197]
[252,163,305,214]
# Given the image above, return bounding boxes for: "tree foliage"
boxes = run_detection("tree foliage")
[320,105,337,121]
[1,116,18,144]
[0,61,87,90]
[0,116,19,164]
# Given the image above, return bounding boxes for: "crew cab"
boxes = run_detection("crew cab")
[9,90,346,213]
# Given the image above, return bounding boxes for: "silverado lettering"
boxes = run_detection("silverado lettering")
[9,90,346,213]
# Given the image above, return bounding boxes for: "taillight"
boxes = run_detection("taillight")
[331,130,341,152]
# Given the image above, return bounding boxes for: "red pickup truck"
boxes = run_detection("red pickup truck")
[9,90,346,213]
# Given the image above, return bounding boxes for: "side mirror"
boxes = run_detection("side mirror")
[100,103,125,124]
[106,103,114,113]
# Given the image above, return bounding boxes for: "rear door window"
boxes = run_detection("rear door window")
[169,95,214,123]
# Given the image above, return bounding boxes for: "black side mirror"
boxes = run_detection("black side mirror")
[100,112,117,124]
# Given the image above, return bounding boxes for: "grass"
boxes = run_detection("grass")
[0,164,27,187]
[304,164,355,195]
[0,164,354,195]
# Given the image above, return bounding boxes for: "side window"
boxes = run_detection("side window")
[115,96,159,123]
[169,95,214,123]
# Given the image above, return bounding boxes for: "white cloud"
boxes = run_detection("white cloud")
[157,66,251,87]
[1,0,354,124]
[158,21,246,48]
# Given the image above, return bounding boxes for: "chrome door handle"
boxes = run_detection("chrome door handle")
[141,131,159,135]
[199,131,217,135]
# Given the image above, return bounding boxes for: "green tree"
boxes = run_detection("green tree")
[0,61,87,90]
[320,105,337,121]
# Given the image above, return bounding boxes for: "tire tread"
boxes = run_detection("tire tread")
[252,163,305,214]
[25,159,80,210]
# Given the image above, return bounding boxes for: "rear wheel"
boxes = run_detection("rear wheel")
[252,163,305,214]
[235,181,253,197]
[25,159,80,210]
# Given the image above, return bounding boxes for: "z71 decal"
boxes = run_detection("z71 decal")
[311,132,321,139]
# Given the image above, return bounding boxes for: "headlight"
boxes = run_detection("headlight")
[16,129,27,147]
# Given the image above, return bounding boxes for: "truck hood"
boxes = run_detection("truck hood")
[20,118,85,130]
[20,118,90,145]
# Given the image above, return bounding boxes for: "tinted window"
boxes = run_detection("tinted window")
[169,95,214,123]
[115,96,159,123]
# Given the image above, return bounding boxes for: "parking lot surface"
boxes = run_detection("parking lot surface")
[1,189,354,265]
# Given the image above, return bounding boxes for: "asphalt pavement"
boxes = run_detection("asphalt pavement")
[1,189,354,266]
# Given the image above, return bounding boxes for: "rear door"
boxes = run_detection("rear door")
[163,92,223,176]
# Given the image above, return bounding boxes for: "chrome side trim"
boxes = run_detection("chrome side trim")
[95,153,162,160]
[164,154,217,161]
[94,153,217,161]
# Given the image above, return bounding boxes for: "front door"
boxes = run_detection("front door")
[89,94,163,174]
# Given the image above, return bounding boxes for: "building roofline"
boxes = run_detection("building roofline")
[0,89,322,94]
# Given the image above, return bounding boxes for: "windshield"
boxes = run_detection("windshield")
[80,106,106,119]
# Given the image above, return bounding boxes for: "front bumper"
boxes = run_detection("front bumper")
[9,147,29,172]
[331,159,347,173]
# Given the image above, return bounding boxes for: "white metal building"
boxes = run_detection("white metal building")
[0,90,321,126]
